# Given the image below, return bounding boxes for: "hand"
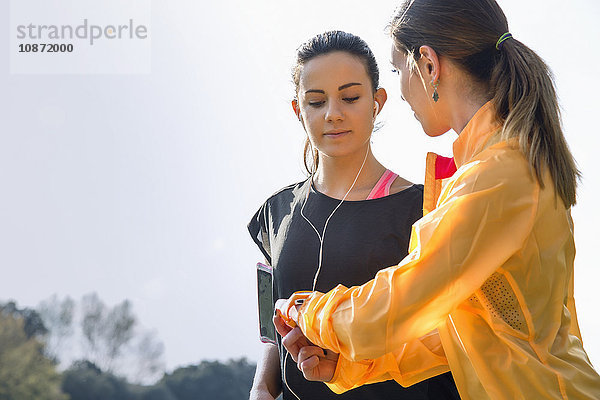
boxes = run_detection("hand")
[273,315,338,383]
[273,313,312,356]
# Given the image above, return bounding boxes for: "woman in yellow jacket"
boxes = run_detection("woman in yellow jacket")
[274,0,600,398]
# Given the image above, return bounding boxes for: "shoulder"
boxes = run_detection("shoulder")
[389,175,417,195]
[249,179,309,224]
[391,182,423,199]
[367,183,424,220]
[259,179,309,209]
[471,141,532,183]
[398,184,424,217]
[248,180,309,261]
[448,142,537,203]
[410,183,424,195]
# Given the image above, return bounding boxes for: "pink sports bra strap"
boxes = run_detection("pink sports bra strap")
[366,169,399,200]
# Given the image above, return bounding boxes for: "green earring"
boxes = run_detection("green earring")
[431,79,440,102]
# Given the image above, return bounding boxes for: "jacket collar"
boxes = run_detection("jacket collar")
[452,101,502,168]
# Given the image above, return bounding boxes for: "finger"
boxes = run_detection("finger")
[281,327,309,361]
[299,355,320,374]
[297,346,325,365]
[273,313,291,337]
[282,327,312,349]
[274,299,288,315]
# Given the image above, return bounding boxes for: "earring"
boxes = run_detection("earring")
[431,79,440,102]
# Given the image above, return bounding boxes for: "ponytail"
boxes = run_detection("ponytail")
[491,39,579,206]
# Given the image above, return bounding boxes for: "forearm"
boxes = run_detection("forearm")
[250,343,282,399]
[326,330,450,394]
[298,156,538,361]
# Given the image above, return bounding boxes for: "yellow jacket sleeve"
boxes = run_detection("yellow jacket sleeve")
[298,148,539,368]
[326,330,450,393]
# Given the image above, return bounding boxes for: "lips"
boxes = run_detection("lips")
[324,130,351,137]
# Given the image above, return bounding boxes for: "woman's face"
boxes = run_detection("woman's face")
[390,45,448,137]
[294,51,383,160]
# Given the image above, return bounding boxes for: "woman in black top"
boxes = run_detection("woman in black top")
[248,31,459,400]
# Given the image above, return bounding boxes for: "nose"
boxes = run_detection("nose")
[325,100,343,122]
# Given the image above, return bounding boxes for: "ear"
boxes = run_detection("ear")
[291,99,301,120]
[373,88,388,117]
[417,45,441,83]
[291,98,306,131]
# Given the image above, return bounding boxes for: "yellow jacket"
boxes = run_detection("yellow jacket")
[296,102,600,399]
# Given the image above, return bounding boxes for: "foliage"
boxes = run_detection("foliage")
[2,297,257,399]
[37,294,75,362]
[0,301,48,338]
[0,311,68,400]
[62,357,256,400]
[80,293,136,372]
[37,292,165,383]
[162,358,255,400]
[133,384,177,400]
[62,360,133,400]
[61,360,178,400]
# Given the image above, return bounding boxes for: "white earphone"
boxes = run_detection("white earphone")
[373,102,380,122]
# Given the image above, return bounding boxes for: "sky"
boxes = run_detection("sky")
[1,0,599,377]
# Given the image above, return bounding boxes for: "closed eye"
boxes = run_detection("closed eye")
[343,96,360,103]
[308,101,325,107]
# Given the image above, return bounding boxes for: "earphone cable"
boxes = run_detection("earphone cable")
[301,143,370,291]
[286,142,370,399]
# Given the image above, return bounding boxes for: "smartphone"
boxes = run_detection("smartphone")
[256,262,276,344]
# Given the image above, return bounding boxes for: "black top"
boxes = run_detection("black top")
[248,179,460,400]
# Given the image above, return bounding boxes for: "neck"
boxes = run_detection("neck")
[449,96,488,134]
[443,68,490,134]
[312,144,386,200]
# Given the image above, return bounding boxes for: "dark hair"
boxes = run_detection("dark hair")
[293,31,380,174]
[390,0,579,206]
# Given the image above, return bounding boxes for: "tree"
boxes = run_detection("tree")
[0,311,67,400]
[71,293,136,373]
[162,358,256,400]
[0,301,48,338]
[131,330,165,384]
[62,360,133,400]
[38,292,165,384]
[135,384,177,400]
[37,294,75,362]
[98,298,136,371]
[62,360,181,400]
[81,292,109,365]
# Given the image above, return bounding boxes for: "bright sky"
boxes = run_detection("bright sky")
[1,0,599,375]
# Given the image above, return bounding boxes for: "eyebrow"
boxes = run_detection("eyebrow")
[338,82,361,90]
[304,82,362,95]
